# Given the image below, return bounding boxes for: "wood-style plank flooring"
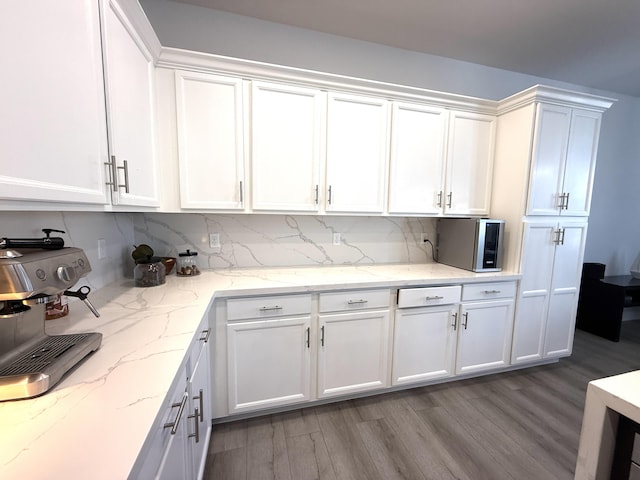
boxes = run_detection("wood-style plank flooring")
[205,320,640,479]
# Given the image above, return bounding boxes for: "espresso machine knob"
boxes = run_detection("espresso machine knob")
[56,265,77,283]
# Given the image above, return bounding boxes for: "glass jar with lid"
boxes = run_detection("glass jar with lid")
[177,249,200,276]
[134,257,166,287]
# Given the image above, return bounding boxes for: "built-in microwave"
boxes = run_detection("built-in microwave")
[436,218,505,272]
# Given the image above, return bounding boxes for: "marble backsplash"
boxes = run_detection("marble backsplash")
[1,211,437,291]
[134,213,438,269]
[0,211,135,290]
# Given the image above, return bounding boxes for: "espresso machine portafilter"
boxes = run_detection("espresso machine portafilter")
[0,238,102,401]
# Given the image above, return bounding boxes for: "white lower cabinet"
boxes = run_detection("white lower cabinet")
[392,304,458,385]
[511,220,587,363]
[132,324,212,480]
[456,298,514,375]
[227,316,312,413]
[317,309,391,398]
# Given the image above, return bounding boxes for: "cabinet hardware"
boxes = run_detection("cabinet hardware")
[259,305,283,312]
[239,181,244,203]
[164,392,188,434]
[446,192,453,208]
[451,312,458,330]
[199,329,211,343]
[305,327,310,348]
[188,407,200,443]
[315,185,319,204]
[193,388,204,422]
[347,299,368,305]
[553,229,561,245]
[328,185,332,205]
[104,156,118,192]
[462,312,469,330]
[482,290,501,294]
[425,295,444,301]
[559,227,566,245]
[437,191,443,208]
[320,325,325,346]
[563,192,570,210]
[557,193,565,209]
[117,159,130,193]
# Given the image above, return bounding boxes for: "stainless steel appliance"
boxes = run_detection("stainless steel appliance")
[0,243,101,401]
[436,218,505,272]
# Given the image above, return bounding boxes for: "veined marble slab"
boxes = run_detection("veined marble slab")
[0,263,519,480]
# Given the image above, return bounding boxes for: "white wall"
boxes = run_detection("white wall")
[141,0,640,275]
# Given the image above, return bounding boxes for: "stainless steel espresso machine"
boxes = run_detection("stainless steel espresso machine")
[0,230,102,401]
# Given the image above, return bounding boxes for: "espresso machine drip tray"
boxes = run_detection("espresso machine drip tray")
[0,332,102,401]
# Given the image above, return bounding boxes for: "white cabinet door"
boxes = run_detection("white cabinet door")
[388,102,448,215]
[444,111,495,216]
[456,299,514,375]
[227,316,312,413]
[175,71,245,210]
[527,104,600,217]
[511,221,556,364]
[392,305,457,385]
[562,109,601,216]
[251,81,324,211]
[102,0,159,207]
[0,1,109,205]
[325,93,390,213]
[188,339,212,480]
[544,221,587,358]
[318,309,391,397]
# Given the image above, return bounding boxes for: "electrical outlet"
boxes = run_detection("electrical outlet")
[209,233,220,249]
[97,239,106,259]
[333,232,341,245]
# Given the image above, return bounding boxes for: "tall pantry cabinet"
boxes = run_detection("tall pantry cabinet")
[491,86,614,364]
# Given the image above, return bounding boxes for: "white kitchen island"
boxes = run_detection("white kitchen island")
[0,263,519,480]
[575,370,640,479]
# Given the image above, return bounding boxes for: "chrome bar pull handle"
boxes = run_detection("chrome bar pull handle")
[164,392,188,434]
[199,328,211,343]
[425,295,444,301]
[188,408,200,443]
[117,159,130,193]
[320,325,325,346]
[462,312,469,330]
[446,192,452,208]
[553,229,561,245]
[347,299,368,305]
[306,327,310,348]
[315,185,319,204]
[437,191,443,208]
[239,181,244,203]
[451,312,458,330]
[564,192,570,210]
[482,290,501,295]
[328,185,332,205]
[259,305,283,312]
[105,155,118,192]
[193,388,204,422]
[560,228,566,245]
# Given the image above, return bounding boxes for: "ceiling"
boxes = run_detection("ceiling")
[175,0,640,97]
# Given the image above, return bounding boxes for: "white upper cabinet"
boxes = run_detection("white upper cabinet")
[325,93,390,213]
[0,1,109,205]
[251,81,325,212]
[175,71,245,210]
[101,0,159,207]
[443,111,496,216]
[388,103,448,215]
[527,104,601,216]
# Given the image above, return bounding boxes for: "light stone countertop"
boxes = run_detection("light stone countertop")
[0,263,519,480]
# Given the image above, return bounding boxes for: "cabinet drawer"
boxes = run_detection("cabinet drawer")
[397,285,461,308]
[319,289,390,312]
[462,281,517,301]
[227,294,312,320]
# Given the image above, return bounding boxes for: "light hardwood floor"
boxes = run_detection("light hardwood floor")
[206,320,640,479]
